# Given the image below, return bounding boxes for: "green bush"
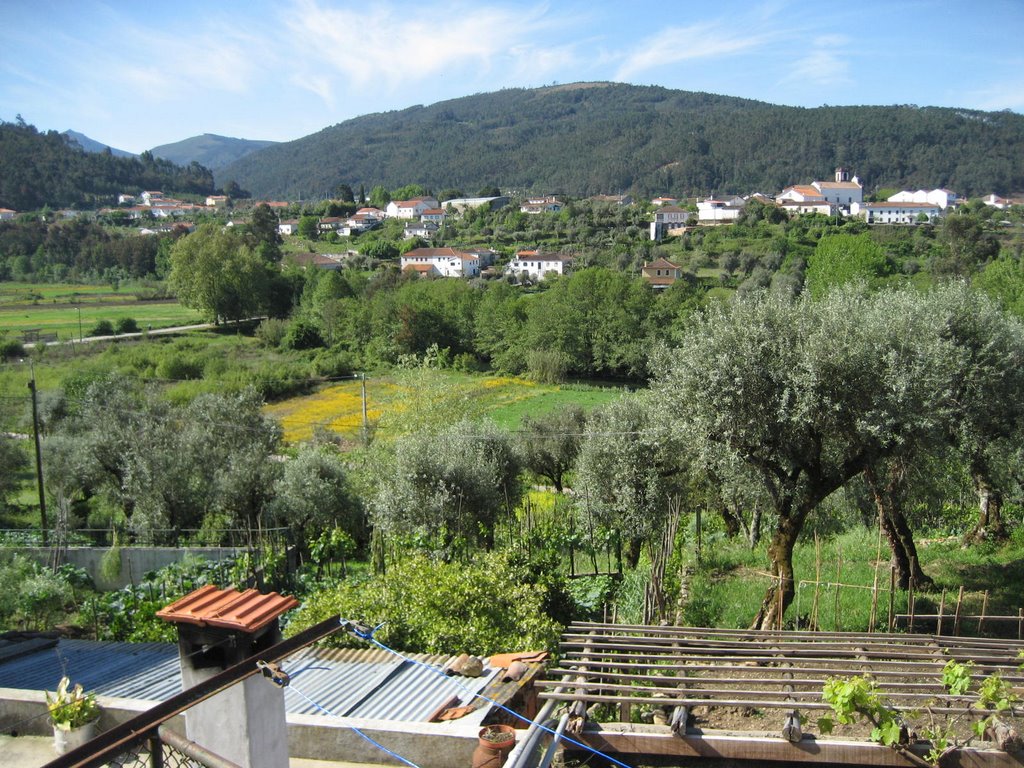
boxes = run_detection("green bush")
[0,554,75,630]
[283,319,325,351]
[286,552,562,655]
[0,336,25,361]
[88,319,114,337]
[312,348,357,378]
[525,349,569,384]
[156,352,203,380]
[114,317,139,334]
[255,318,288,347]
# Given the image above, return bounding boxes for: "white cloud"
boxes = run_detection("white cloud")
[280,0,567,105]
[963,77,1024,113]
[614,23,768,82]
[778,34,851,88]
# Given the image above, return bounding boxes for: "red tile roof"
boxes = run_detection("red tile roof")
[156,585,298,632]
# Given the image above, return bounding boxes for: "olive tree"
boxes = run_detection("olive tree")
[518,404,586,492]
[574,395,688,569]
[371,418,522,558]
[651,287,956,629]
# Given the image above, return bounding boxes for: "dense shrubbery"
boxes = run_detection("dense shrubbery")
[286,552,563,654]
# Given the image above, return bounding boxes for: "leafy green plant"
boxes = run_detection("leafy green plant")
[941,659,974,696]
[819,675,906,747]
[46,677,100,729]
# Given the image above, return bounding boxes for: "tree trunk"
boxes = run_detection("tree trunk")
[718,504,742,538]
[864,463,933,591]
[751,512,802,630]
[624,536,642,570]
[749,502,763,549]
[966,470,1008,543]
[888,506,932,589]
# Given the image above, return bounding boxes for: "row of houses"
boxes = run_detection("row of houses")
[649,169,980,240]
[398,247,572,281]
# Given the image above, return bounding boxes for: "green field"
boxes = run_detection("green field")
[265,372,626,444]
[0,282,202,340]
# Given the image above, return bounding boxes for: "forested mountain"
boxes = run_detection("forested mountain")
[150,133,278,171]
[218,82,1024,200]
[0,119,215,211]
[63,130,135,158]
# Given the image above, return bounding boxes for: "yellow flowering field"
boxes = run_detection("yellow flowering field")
[264,372,621,445]
[264,379,397,443]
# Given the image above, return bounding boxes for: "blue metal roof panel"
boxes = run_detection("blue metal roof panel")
[0,641,500,725]
[0,640,181,701]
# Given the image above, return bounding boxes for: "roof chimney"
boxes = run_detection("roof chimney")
[158,586,299,768]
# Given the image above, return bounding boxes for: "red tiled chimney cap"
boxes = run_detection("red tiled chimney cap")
[156,585,299,632]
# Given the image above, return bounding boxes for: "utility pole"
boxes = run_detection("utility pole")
[360,373,368,445]
[27,360,48,546]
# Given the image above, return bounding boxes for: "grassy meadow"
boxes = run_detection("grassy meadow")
[0,281,202,340]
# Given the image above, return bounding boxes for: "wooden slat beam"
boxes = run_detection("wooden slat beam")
[570,723,1023,767]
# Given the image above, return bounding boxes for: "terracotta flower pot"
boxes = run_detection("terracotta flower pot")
[472,724,516,768]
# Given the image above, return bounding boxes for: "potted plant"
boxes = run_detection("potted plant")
[473,724,516,768]
[47,676,101,754]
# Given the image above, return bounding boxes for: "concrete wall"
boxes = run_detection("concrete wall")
[11,547,241,590]
[0,689,486,768]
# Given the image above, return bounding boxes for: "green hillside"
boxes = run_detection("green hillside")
[218,82,1024,200]
[0,119,215,211]
[150,133,278,171]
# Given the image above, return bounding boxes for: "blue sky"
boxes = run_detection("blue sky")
[2,0,1022,154]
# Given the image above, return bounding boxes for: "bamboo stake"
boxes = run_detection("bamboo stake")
[908,561,916,632]
[833,545,843,632]
[812,532,821,630]
[953,585,964,637]
[937,589,946,636]
[888,565,896,633]
[978,590,989,636]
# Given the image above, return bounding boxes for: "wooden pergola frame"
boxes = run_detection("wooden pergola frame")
[532,622,1024,766]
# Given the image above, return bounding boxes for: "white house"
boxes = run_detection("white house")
[400,247,480,278]
[0,208,17,221]
[205,195,229,207]
[386,197,439,219]
[696,198,744,224]
[651,197,678,207]
[403,221,439,239]
[318,217,345,233]
[140,191,165,206]
[778,200,833,216]
[437,196,508,213]
[278,219,300,236]
[850,201,942,224]
[420,208,447,224]
[778,185,825,203]
[811,168,863,207]
[888,189,958,209]
[649,205,691,240]
[506,250,573,281]
[981,194,1014,210]
[520,197,564,214]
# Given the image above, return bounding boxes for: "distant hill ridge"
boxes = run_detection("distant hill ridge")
[62,130,135,158]
[150,133,278,171]
[217,82,1024,200]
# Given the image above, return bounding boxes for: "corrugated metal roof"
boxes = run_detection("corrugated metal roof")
[0,640,181,702]
[0,641,517,726]
[156,586,299,631]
